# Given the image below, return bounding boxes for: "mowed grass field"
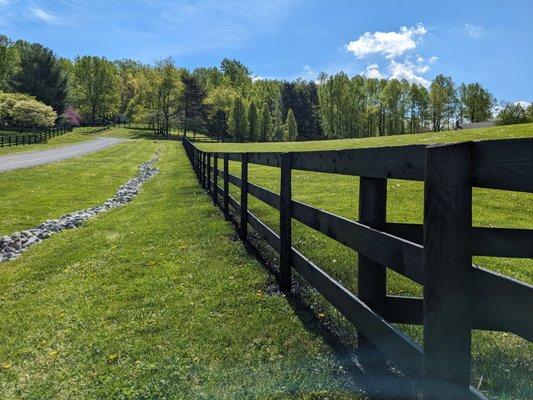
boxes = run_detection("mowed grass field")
[197,123,533,399]
[0,127,95,156]
[0,139,372,399]
[0,140,158,235]
[1,124,531,399]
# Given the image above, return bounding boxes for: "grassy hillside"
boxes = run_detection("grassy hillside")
[199,122,533,152]
[198,123,533,399]
[0,141,367,399]
[0,140,156,235]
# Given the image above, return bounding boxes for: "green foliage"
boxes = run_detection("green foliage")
[180,71,207,136]
[228,96,247,140]
[281,80,322,140]
[70,56,119,124]
[459,82,496,123]
[247,101,259,141]
[115,59,144,117]
[0,35,18,92]
[0,92,56,128]
[0,33,527,144]
[526,104,533,123]
[429,74,457,131]
[11,42,67,113]
[259,103,271,142]
[271,103,285,141]
[495,102,529,125]
[285,108,298,141]
[220,58,252,94]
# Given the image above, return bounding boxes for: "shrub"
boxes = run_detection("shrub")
[0,92,57,128]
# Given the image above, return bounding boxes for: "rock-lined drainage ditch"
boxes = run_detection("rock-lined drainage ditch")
[0,152,160,262]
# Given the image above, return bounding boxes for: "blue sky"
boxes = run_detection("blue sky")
[1,0,532,102]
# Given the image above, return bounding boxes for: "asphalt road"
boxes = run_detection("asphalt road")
[0,137,124,172]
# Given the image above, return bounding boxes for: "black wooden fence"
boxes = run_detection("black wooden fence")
[0,125,73,148]
[182,137,533,400]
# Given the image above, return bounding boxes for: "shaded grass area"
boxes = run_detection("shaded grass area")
[0,140,157,235]
[0,142,368,399]
[198,124,533,399]
[0,128,94,156]
[96,127,160,139]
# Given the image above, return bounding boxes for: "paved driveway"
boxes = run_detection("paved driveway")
[0,137,124,172]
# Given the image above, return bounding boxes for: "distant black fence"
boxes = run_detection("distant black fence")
[81,126,112,135]
[183,137,533,399]
[0,125,73,148]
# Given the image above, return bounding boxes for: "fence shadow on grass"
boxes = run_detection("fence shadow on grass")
[223,206,418,399]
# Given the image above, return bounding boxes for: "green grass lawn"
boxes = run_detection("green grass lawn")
[200,122,533,152]
[1,124,531,399]
[97,127,163,140]
[198,123,533,399]
[0,140,157,235]
[0,140,372,399]
[0,127,95,156]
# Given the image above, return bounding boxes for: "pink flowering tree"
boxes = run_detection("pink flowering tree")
[62,106,82,126]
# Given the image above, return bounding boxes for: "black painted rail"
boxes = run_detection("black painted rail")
[0,126,73,148]
[182,137,533,400]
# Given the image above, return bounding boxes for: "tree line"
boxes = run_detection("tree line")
[1,34,532,138]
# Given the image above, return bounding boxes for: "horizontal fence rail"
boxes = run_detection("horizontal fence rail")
[0,125,73,148]
[182,137,533,400]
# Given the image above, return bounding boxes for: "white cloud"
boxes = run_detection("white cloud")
[301,64,318,80]
[389,59,431,87]
[347,23,427,59]
[428,56,438,64]
[464,23,484,38]
[365,63,382,79]
[514,100,531,108]
[28,6,62,24]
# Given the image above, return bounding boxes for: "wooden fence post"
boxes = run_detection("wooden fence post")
[195,149,199,178]
[239,153,249,240]
[223,153,230,219]
[213,153,219,205]
[423,142,472,400]
[207,153,212,194]
[357,176,388,371]
[280,153,292,291]
[202,152,206,188]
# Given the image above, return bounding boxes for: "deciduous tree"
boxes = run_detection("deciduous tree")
[70,56,119,124]
[460,82,496,123]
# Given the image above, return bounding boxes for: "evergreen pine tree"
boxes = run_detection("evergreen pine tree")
[247,101,259,141]
[228,96,247,141]
[285,108,298,141]
[259,104,270,142]
[272,104,284,141]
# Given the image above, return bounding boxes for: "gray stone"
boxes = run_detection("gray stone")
[1,152,159,263]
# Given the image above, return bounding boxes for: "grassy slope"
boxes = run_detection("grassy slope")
[0,140,157,235]
[0,127,94,156]
[200,122,533,152]
[97,127,161,139]
[0,141,365,399]
[198,123,533,399]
